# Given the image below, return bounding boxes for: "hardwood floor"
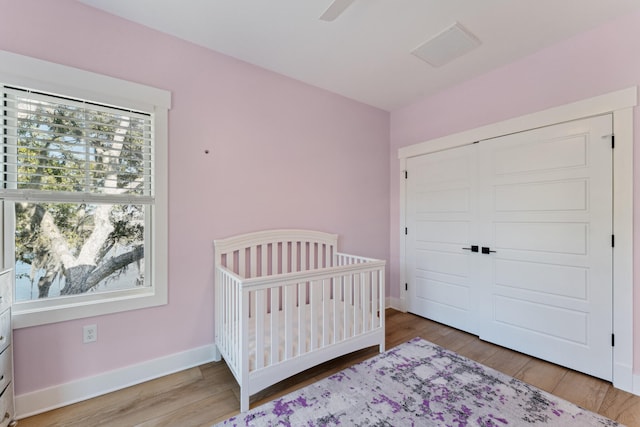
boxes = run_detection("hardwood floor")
[18,309,640,426]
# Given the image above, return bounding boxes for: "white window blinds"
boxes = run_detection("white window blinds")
[2,86,153,203]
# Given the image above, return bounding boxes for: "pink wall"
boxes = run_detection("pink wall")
[0,0,390,395]
[390,11,640,368]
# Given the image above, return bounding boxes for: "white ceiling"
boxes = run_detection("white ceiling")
[79,0,640,111]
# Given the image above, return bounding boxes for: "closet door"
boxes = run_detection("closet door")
[405,114,613,380]
[477,114,613,381]
[405,144,481,334]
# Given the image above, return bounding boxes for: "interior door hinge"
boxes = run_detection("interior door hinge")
[405,170,408,179]
[405,227,408,235]
[405,283,408,291]
[603,134,615,148]
[612,333,615,347]
[612,234,615,248]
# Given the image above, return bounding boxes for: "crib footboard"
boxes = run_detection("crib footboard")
[214,230,385,412]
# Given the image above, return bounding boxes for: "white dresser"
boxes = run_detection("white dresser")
[0,270,15,427]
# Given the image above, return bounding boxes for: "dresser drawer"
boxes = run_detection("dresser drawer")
[0,348,11,397]
[0,311,10,354]
[0,271,11,315]
[0,381,14,427]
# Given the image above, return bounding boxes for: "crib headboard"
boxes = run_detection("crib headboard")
[214,229,339,278]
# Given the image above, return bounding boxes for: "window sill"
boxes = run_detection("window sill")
[12,286,167,329]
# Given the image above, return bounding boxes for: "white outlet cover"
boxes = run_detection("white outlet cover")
[83,324,97,343]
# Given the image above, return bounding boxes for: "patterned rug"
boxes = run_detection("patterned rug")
[215,337,622,426]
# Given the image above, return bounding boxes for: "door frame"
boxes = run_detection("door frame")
[398,86,637,394]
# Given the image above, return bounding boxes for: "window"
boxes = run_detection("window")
[0,51,170,328]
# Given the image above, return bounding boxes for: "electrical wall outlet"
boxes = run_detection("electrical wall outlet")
[83,324,97,343]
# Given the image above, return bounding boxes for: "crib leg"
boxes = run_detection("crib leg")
[240,387,250,412]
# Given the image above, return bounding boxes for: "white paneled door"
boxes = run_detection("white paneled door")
[406,115,613,380]
[405,143,481,335]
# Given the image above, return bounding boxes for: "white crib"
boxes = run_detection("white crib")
[213,229,386,412]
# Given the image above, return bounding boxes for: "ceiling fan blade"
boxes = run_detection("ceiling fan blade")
[319,0,356,21]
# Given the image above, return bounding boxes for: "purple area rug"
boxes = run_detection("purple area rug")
[215,337,622,426]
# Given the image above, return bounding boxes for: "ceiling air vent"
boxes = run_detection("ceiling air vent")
[412,22,481,67]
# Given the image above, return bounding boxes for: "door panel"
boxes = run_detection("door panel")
[493,222,588,254]
[406,144,480,334]
[493,259,587,299]
[494,179,587,212]
[416,221,469,243]
[492,296,588,343]
[415,188,471,212]
[491,134,587,174]
[478,114,612,380]
[405,114,613,380]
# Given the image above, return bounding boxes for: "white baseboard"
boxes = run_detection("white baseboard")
[632,374,640,396]
[386,296,404,312]
[15,344,218,419]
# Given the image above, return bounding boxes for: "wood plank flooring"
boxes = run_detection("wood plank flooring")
[18,309,640,426]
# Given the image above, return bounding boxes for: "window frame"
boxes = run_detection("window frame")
[0,51,170,328]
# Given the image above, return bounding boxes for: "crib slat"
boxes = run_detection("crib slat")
[224,276,232,363]
[342,275,353,339]
[300,241,307,272]
[228,276,233,364]
[239,248,246,277]
[289,242,296,273]
[217,272,222,349]
[298,282,306,354]
[222,276,227,359]
[363,272,371,332]
[246,246,254,278]
[272,243,278,275]
[310,280,318,350]
[270,287,279,364]
[344,274,353,339]
[255,290,265,370]
[377,271,382,329]
[260,244,267,277]
[240,288,250,406]
[325,244,329,268]
[323,279,330,346]
[309,242,315,270]
[227,251,235,273]
[353,273,361,335]
[285,284,294,359]
[312,243,318,269]
[237,282,242,369]
[312,242,318,269]
[371,272,378,330]
[228,275,233,365]
[332,277,339,342]
[338,276,349,340]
